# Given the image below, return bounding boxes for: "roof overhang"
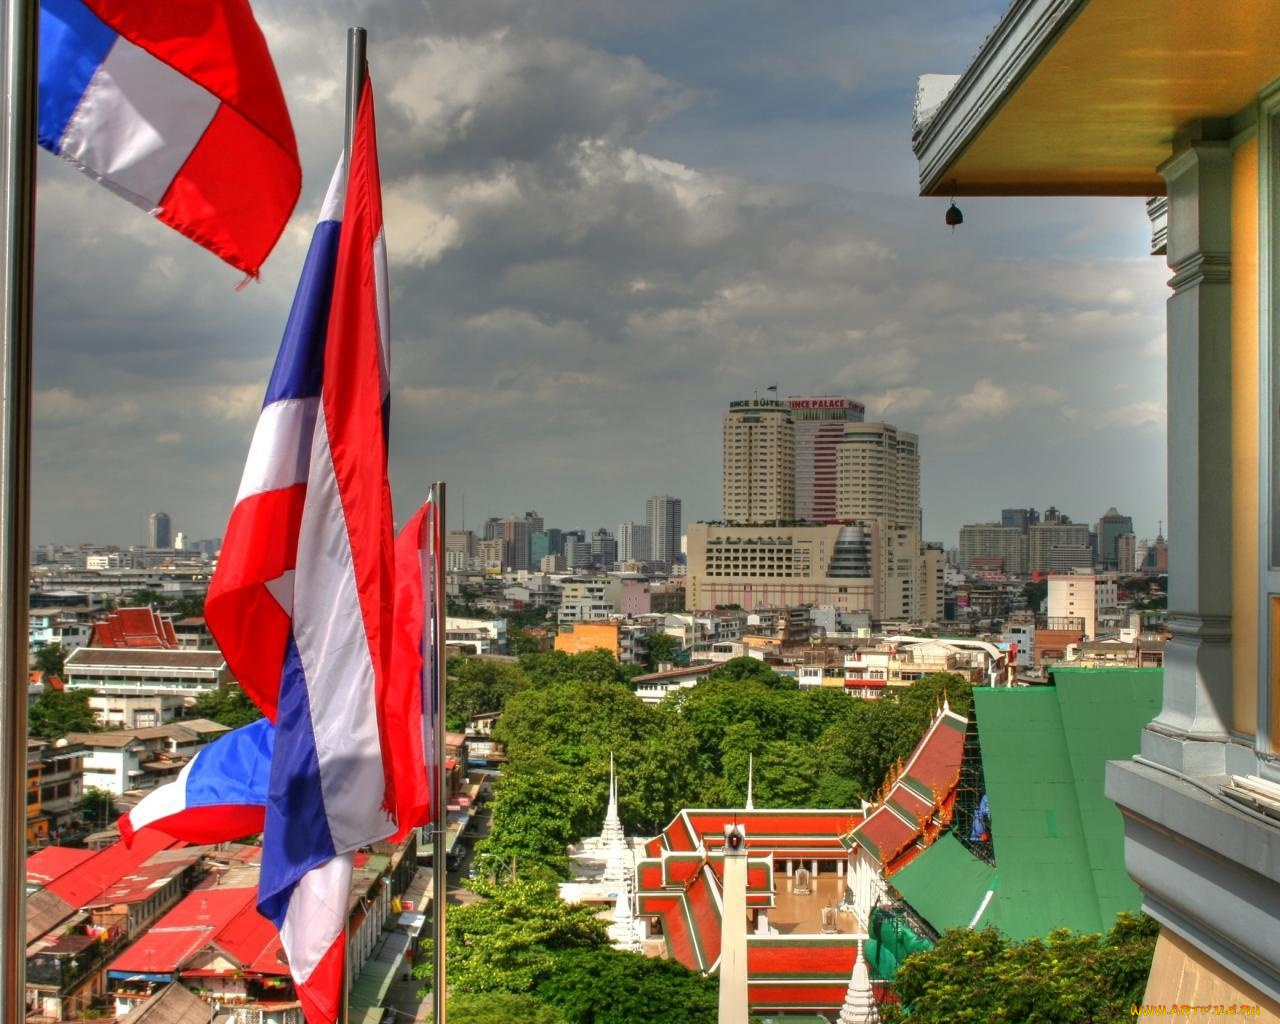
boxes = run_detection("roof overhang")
[913,0,1280,197]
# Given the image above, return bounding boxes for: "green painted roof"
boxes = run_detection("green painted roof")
[894,669,1161,942]
[890,832,995,933]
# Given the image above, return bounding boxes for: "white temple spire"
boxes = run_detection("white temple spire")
[837,939,880,1024]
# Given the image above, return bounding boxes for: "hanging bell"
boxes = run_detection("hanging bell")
[945,201,964,231]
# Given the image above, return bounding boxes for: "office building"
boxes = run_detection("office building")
[1028,521,1093,574]
[147,512,171,550]
[958,523,1029,575]
[618,521,652,564]
[723,399,794,524]
[645,494,682,567]
[787,396,865,522]
[1096,507,1135,569]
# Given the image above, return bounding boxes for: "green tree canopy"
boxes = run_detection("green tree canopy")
[535,946,718,1024]
[882,912,1158,1023]
[29,687,96,740]
[445,992,568,1024]
[191,685,263,729]
[32,643,65,678]
[446,656,528,731]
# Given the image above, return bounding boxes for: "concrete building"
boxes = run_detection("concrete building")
[645,495,682,567]
[63,648,232,727]
[834,422,919,525]
[787,396,865,523]
[617,521,651,564]
[913,6,1280,1009]
[1028,521,1093,574]
[1096,507,1135,569]
[557,576,622,623]
[958,523,1028,575]
[1047,573,1119,641]
[723,398,795,524]
[146,512,171,550]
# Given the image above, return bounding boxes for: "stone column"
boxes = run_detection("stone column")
[1147,129,1235,773]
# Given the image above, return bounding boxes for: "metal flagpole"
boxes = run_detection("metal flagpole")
[430,481,447,1023]
[0,1,38,1020]
[339,26,367,1024]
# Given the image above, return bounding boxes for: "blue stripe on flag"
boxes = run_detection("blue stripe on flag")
[182,718,275,808]
[263,219,342,405]
[37,0,117,153]
[258,636,337,926]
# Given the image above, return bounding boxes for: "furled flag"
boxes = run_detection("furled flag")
[37,0,300,276]
[119,718,273,846]
[204,81,392,1024]
[386,498,439,841]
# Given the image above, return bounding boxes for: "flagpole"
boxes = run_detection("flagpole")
[431,481,447,1024]
[0,1,39,1020]
[340,26,367,1024]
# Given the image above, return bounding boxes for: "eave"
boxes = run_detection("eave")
[913,0,1280,197]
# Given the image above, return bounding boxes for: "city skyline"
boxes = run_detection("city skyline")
[30,0,1166,550]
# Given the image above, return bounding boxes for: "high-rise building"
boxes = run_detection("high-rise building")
[1096,507,1135,569]
[1028,521,1093,574]
[958,523,1029,575]
[618,521,652,564]
[590,528,618,568]
[787,396,865,522]
[531,529,563,566]
[1001,507,1040,533]
[645,495,682,567]
[834,422,920,525]
[147,511,171,549]
[722,399,794,524]
[500,516,532,571]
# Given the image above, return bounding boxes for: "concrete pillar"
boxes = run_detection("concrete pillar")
[1146,128,1236,773]
[719,827,750,1024]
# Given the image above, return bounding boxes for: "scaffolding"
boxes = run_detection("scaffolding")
[951,704,995,866]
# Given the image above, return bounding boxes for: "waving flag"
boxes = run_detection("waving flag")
[119,718,272,846]
[205,82,391,1024]
[37,0,300,276]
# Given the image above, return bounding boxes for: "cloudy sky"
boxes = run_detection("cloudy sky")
[32,0,1169,552]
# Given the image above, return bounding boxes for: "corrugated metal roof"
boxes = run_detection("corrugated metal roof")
[118,980,213,1024]
[41,830,184,908]
[915,669,1161,940]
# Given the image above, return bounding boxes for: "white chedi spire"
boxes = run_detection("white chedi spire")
[608,889,643,952]
[599,752,625,847]
[838,939,880,1024]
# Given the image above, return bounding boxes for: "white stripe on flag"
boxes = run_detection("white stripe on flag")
[292,411,388,850]
[278,852,352,982]
[235,398,320,503]
[61,36,218,208]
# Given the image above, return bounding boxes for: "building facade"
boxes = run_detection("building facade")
[913,4,1280,1009]
[958,523,1029,575]
[787,396,865,523]
[645,495,682,567]
[723,399,795,524]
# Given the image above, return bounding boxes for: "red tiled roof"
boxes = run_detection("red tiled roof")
[89,607,179,650]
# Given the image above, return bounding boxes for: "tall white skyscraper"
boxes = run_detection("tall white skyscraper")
[618,521,652,564]
[645,495,682,567]
[722,399,794,524]
[787,396,865,522]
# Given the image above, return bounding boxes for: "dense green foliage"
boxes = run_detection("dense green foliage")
[191,684,263,729]
[32,642,66,677]
[881,912,1159,1023]
[475,650,970,877]
[418,878,716,1023]
[29,687,96,740]
[446,657,529,731]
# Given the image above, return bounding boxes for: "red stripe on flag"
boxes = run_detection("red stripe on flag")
[295,929,345,1024]
[206,483,307,722]
[321,84,394,771]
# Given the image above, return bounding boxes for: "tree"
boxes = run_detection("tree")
[645,631,678,670]
[32,643,66,678]
[81,787,116,830]
[421,878,608,994]
[535,947,718,1024]
[445,992,567,1024]
[191,685,263,729]
[128,588,163,607]
[446,656,528,731]
[881,912,1159,1023]
[29,688,96,740]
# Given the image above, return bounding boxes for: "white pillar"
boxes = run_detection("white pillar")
[719,827,750,1024]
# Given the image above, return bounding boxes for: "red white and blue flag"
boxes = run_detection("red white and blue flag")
[37,0,300,276]
[119,718,272,846]
[204,82,394,1024]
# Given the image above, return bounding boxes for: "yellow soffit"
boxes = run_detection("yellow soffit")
[914,0,1280,197]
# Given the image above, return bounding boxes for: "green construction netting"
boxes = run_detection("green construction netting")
[866,905,934,979]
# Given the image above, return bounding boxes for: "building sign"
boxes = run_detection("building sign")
[787,397,863,411]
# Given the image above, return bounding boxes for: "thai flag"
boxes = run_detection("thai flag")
[37,0,300,276]
[119,718,272,846]
[205,82,393,1024]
